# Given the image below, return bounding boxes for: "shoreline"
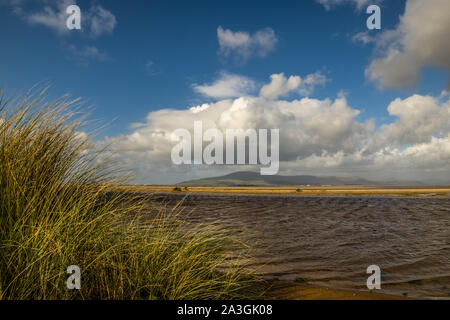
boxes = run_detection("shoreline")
[117,185,450,197]
[266,281,410,300]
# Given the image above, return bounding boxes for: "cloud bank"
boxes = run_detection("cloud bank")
[106,73,450,184]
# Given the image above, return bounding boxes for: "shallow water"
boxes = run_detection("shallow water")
[151,193,450,299]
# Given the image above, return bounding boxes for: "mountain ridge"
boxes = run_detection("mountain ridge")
[180,171,426,186]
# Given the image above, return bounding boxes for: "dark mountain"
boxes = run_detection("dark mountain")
[180,171,426,186]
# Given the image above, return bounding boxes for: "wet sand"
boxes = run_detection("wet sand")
[268,281,408,300]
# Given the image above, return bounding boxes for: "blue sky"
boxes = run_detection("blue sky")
[1,0,449,184]
[0,0,445,135]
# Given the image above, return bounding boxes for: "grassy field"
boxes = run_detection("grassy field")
[118,185,450,196]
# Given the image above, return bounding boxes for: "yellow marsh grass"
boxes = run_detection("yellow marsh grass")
[0,89,260,299]
[122,185,450,196]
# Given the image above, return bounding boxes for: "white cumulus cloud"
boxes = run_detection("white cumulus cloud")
[193,73,256,99]
[260,72,328,99]
[217,26,278,63]
[365,0,450,89]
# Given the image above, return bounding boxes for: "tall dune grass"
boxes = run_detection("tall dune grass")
[0,88,260,299]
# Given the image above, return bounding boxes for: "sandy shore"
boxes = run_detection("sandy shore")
[118,185,450,196]
[267,281,409,300]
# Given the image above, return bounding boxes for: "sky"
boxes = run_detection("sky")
[0,0,449,184]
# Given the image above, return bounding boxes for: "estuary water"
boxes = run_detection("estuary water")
[151,193,450,299]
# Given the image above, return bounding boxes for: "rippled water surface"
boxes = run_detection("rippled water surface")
[151,193,450,299]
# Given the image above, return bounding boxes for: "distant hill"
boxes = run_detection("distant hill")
[180,171,426,186]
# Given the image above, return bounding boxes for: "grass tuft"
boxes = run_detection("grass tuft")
[0,88,261,300]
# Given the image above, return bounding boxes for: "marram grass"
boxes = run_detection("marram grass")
[0,88,262,300]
